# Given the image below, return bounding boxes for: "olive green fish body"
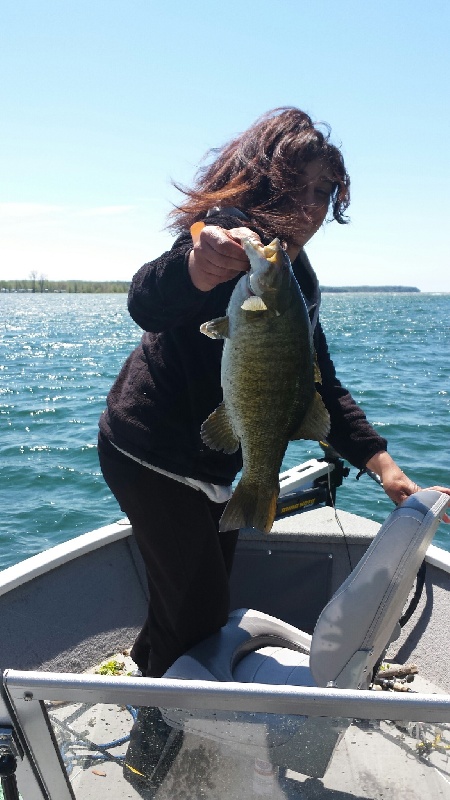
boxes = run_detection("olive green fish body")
[200,238,330,533]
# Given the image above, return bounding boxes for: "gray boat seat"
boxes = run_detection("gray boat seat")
[162,490,450,777]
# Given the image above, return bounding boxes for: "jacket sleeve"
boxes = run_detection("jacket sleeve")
[314,320,388,469]
[127,229,210,332]
[127,213,265,332]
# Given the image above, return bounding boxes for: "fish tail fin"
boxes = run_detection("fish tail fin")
[219,479,278,534]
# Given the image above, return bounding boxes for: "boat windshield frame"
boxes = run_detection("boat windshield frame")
[3,668,450,800]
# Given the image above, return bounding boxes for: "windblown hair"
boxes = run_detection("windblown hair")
[168,107,350,242]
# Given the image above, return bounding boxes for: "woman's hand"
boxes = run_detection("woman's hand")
[366,451,450,522]
[188,225,257,292]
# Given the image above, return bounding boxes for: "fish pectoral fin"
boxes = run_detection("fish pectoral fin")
[241,296,268,312]
[219,479,279,534]
[290,391,331,442]
[201,402,240,453]
[200,316,230,340]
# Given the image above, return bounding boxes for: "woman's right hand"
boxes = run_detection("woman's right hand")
[188,225,257,292]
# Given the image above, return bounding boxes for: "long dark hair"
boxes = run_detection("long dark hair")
[168,107,350,241]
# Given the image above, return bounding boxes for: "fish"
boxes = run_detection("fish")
[199,234,331,533]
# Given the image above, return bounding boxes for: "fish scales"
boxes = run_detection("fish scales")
[200,235,330,533]
[223,319,303,480]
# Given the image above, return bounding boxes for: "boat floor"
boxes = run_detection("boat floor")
[45,654,450,800]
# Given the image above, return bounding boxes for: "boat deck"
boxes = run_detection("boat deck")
[3,498,450,799]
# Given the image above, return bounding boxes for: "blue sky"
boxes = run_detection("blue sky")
[1,0,449,290]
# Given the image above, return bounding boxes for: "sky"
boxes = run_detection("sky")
[1,0,449,291]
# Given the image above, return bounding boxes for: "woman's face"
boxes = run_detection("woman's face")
[286,158,334,261]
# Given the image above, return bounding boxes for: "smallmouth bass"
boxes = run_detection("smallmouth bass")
[200,235,330,533]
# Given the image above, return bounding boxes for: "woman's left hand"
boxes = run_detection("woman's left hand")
[365,451,450,522]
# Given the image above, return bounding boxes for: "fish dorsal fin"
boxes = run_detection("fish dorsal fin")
[290,391,330,443]
[201,402,240,454]
[200,316,230,340]
[241,296,268,312]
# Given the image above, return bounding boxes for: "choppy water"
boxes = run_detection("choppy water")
[1,291,449,570]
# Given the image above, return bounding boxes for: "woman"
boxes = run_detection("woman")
[98,107,445,681]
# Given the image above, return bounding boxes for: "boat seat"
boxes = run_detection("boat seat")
[162,489,450,777]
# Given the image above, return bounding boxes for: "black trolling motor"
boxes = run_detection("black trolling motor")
[275,442,350,520]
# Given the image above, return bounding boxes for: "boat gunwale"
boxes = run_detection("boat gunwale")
[1,516,450,599]
[0,519,132,597]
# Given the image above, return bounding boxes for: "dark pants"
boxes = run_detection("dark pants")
[98,435,239,677]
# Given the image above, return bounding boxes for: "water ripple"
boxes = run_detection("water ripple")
[1,291,450,568]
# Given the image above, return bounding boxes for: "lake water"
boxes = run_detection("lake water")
[1,291,449,570]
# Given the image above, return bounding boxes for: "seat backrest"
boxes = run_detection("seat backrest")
[310,489,450,690]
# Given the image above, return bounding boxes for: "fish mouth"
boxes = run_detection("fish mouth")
[245,273,256,297]
[242,237,285,300]
[241,238,261,298]
[242,237,281,264]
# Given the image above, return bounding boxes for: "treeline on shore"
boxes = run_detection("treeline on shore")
[0,279,130,294]
[321,285,420,293]
[1,279,420,295]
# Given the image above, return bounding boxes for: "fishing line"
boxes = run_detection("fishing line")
[326,466,354,572]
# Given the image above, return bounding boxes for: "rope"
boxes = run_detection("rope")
[48,704,137,775]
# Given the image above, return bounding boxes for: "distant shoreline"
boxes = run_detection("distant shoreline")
[321,286,420,293]
[0,280,130,294]
[1,280,421,295]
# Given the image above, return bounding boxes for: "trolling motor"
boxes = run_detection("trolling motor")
[275,442,350,519]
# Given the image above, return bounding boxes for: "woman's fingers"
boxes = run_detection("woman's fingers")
[188,225,256,291]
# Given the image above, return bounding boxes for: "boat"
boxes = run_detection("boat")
[1,455,450,799]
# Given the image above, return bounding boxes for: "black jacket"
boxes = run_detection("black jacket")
[99,211,387,483]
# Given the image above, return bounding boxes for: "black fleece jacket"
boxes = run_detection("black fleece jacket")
[99,212,387,484]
